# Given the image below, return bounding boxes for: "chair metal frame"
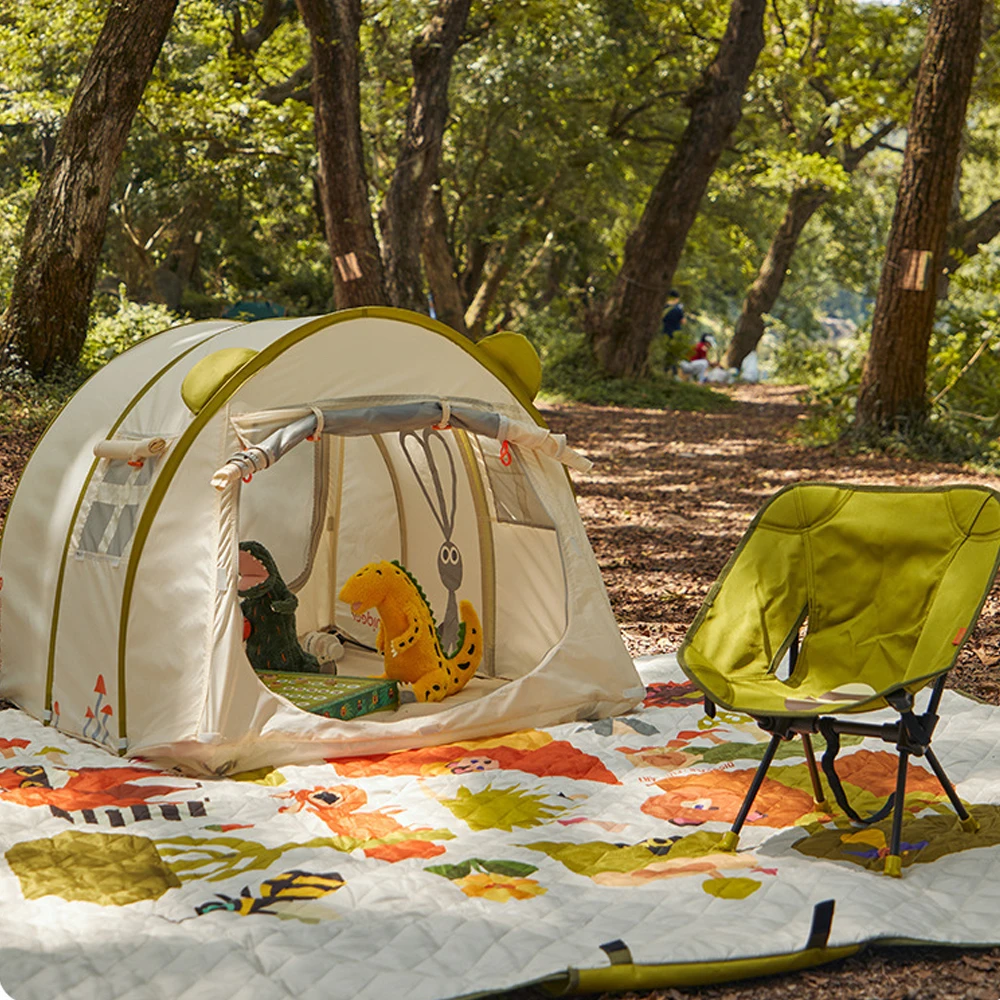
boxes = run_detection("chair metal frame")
[714,633,979,877]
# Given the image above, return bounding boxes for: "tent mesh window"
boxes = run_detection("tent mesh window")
[77,457,158,559]
[478,438,554,530]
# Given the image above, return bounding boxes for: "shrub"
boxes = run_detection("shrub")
[1,292,179,437]
[539,332,733,412]
[0,357,85,435]
[79,290,178,373]
[791,304,1000,470]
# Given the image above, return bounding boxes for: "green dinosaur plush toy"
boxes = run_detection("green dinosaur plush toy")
[238,540,320,673]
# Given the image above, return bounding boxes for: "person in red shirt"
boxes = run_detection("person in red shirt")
[679,334,715,380]
[689,336,710,362]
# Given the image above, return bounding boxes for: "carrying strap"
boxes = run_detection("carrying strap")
[818,719,896,826]
[805,899,836,950]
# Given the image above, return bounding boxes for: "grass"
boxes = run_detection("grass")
[538,337,733,411]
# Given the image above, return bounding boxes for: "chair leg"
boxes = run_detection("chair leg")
[801,733,831,811]
[924,747,979,833]
[884,749,909,878]
[720,732,782,852]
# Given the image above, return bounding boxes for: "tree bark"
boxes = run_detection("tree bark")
[421,186,469,336]
[296,0,387,308]
[855,0,984,436]
[379,0,472,313]
[723,123,895,370]
[724,185,830,370]
[459,239,489,308]
[587,0,766,377]
[0,0,179,377]
[723,62,898,371]
[464,247,514,341]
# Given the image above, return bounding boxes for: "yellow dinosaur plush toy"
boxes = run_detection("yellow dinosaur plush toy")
[338,561,482,703]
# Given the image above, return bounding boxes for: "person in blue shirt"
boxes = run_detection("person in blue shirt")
[660,290,685,338]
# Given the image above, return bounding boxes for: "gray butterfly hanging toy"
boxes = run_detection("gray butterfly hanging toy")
[399,427,464,655]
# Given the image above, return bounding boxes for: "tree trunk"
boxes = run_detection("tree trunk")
[463,179,561,339]
[379,0,472,313]
[297,0,387,308]
[464,248,514,341]
[725,118,896,371]
[725,185,830,370]
[459,239,489,308]
[855,0,984,436]
[421,186,469,336]
[0,0,179,377]
[587,0,766,377]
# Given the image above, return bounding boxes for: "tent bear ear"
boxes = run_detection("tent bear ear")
[181,348,259,414]
[476,332,542,401]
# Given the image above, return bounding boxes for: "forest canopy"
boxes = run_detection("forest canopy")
[1,0,999,459]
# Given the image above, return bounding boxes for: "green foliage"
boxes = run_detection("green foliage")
[0,290,177,445]
[0,0,328,319]
[515,301,731,410]
[792,296,1000,471]
[80,290,178,372]
[0,0,998,456]
[0,291,177,435]
[0,175,35,309]
[769,315,863,386]
[107,1,325,312]
[923,300,1000,469]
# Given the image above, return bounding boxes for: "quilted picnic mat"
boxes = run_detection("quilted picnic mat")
[3,654,1000,1000]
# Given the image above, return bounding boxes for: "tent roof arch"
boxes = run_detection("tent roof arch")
[115,309,551,740]
[1,307,642,771]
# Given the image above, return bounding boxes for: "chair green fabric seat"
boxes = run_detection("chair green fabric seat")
[680,483,1000,718]
[677,483,1000,877]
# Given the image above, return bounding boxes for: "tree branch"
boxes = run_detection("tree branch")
[771,0,790,48]
[257,61,314,105]
[842,121,897,170]
[952,198,1000,258]
[229,0,297,59]
[677,3,719,43]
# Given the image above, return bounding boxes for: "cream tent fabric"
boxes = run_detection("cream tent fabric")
[0,308,642,774]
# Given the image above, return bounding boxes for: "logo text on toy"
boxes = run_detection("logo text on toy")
[351,609,380,631]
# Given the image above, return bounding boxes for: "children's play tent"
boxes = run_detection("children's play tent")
[0,308,642,774]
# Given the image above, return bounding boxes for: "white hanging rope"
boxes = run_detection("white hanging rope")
[308,405,325,440]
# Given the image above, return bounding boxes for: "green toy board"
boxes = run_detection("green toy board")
[256,672,399,720]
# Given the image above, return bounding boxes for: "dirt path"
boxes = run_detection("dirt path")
[543,385,1000,701]
[530,385,1000,1000]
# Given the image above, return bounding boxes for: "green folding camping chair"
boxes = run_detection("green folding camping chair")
[678,483,1000,877]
